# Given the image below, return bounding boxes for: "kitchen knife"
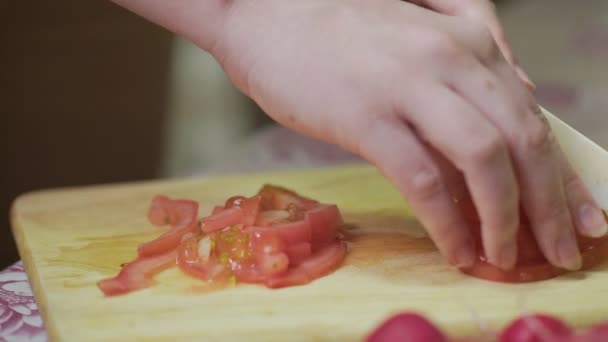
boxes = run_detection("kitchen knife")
[541,105,608,209]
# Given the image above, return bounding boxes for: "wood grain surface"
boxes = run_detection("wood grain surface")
[11,165,608,341]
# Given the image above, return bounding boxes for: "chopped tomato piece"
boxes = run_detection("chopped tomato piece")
[257,252,290,276]
[266,240,347,288]
[211,206,224,215]
[305,204,343,251]
[285,242,312,266]
[224,195,261,226]
[248,221,311,247]
[138,197,199,257]
[258,184,319,210]
[101,184,347,296]
[97,250,177,296]
[176,234,228,281]
[255,210,291,226]
[248,227,286,256]
[200,207,243,233]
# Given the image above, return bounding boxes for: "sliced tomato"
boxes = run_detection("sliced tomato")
[305,204,342,251]
[265,240,347,288]
[97,250,177,296]
[255,210,291,226]
[102,185,347,296]
[258,184,319,211]
[459,203,608,283]
[211,206,225,215]
[256,252,290,276]
[177,234,229,281]
[285,242,312,266]
[224,195,261,226]
[200,207,243,233]
[248,227,286,255]
[138,197,199,257]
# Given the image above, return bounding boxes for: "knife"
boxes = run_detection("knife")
[541,105,608,210]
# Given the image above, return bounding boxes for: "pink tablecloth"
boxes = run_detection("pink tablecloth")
[3,0,608,340]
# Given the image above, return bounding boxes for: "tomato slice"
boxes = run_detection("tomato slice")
[458,200,608,283]
[97,250,177,296]
[265,240,347,288]
[285,242,312,266]
[138,197,199,257]
[258,184,320,211]
[101,185,347,296]
[176,234,228,280]
[200,207,243,233]
[225,195,261,226]
[255,210,291,226]
[305,204,343,251]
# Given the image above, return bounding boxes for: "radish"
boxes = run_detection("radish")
[571,321,608,342]
[498,314,573,342]
[366,312,447,342]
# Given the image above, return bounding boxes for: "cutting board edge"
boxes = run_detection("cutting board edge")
[10,205,61,342]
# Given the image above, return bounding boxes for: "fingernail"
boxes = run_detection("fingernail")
[578,204,608,238]
[453,240,476,268]
[556,233,582,271]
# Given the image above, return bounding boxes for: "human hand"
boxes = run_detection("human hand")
[211,0,606,271]
[408,0,534,89]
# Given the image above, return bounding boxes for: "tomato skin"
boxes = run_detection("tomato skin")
[138,197,199,257]
[285,242,312,266]
[225,195,261,226]
[200,207,243,233]
[265,240,347,288]
[258,184,319,210]
[255,210,291,226]
[97,250,177,296]
[305,204,342,251]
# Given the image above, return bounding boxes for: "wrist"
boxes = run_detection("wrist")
[109,0,236,52]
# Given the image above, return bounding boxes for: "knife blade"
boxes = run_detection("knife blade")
[541,105,608,210]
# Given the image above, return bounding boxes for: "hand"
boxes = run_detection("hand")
[211,0,606,270]
[408,0,534,89]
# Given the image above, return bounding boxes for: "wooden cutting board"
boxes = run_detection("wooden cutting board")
[11,165,608,341]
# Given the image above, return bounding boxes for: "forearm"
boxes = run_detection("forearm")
[109,0,233,51]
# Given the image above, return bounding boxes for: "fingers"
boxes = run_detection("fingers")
[555,143,608,238]
[420,0,535,89]
[397,82,520,270]
[445,52,582,270]
[358,117,476,268]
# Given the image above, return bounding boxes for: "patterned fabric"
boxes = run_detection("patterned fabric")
[3,1,607,340]
[0,263,46,342]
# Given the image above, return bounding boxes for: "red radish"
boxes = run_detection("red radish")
[366,312,447,342]
[572,322,608,342]
[498,314,573,342]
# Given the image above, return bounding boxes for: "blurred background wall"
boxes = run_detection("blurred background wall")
[1,0,607,268]
[0,1,269,268]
